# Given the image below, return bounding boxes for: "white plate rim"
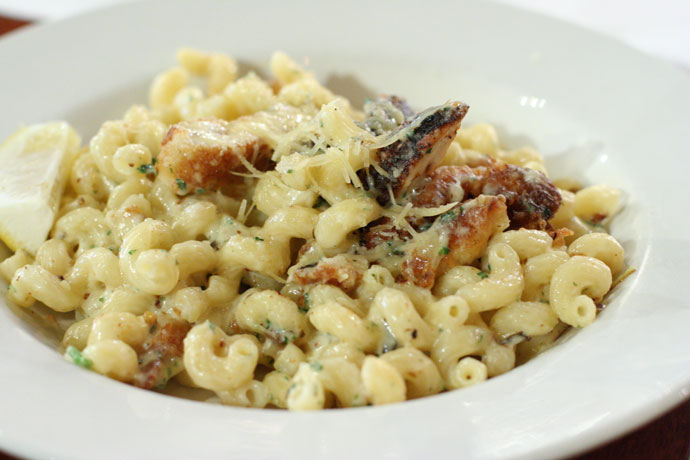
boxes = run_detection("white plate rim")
[0,1,689,459]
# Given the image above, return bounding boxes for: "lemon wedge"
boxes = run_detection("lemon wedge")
[0,122,81,255]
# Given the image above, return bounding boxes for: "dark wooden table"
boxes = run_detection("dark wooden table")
[0,13,689,460]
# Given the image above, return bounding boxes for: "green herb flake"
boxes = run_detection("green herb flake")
[282,336,288,345]
[439,246,450,255]
[309,362,323,371]
[392,249,405,256]
[106,229,112,236]
[195,188,206,194]
[98,296,105,302]
[66,345,92,369]
[254,236,264,242]
[175,178,187,191]
[287,169,293,174]
[128,249,137,255]
[265,318,272,328]
[477,271,489,279]
[137,163,156,174]
[440,210,455,222]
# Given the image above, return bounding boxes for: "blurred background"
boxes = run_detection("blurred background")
[0,0,688,70]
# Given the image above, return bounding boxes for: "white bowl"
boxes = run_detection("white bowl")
[1,1,689,459]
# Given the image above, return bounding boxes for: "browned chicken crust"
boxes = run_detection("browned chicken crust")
[290,255,365,293]
[437,195,510,272]
[397,195,509,288]
[157,105,305,191]
[413,161,561,229]
[133,317,191,389]
[359,101,469,205]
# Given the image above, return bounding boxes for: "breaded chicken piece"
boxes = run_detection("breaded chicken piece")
[398,195,509,288]
[412,161,561,229]
[436,195,510,272]
[133,316,191,389]
[157,104,306,191]
[289,255,367,293]
[359,101,469,205]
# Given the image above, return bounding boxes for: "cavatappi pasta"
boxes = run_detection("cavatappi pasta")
[0,49,630,409]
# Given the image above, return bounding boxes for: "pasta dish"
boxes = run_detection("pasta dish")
[0,49,628,409]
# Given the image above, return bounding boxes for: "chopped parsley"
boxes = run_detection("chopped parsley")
[195,188,206,194]
[309,362,323,371]
[175,178,187,191]
[106,229,112,236]
[439,246,450,255]
[98,296,105,302]
[440,210,455,223]
[66,345,92,368]
[299,292,310,313]
[128,249,136,255]
[254,236,264,242]
[477,271,489,279]
[287,169,293,174]
[136,163,156,174]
